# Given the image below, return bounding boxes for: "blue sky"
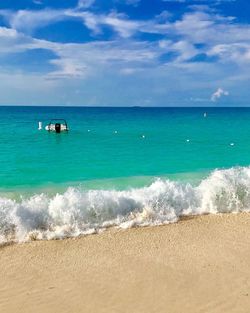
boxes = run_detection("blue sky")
[0,0,249,106]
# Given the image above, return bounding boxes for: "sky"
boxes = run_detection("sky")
[0,0,249,106]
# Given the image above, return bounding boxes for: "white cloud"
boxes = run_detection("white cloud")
[103,12,139,38]
[0,4,246,47]
[68,10,141,38]
[1,5,250,76]
[120,0,141,5]
[33,0,43,5]
[77,0,95,9]
[48,58,89,79]
[120,67,141,75]
[171,40,198,61]
[211,88,229,102]
[0,22,161,80]
[208,43,250,64]
[0,26,18,38]
[0,9,67,34]
[162,0,236,2]
[72,11,101,34]
[0,8,142,38]
[0,4,250,105]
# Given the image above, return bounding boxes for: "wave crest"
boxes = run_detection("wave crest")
[1,166,250,243]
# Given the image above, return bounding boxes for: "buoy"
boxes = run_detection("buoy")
[186,139,190,142]
[38,121,42,130]
[87,130,90,132]
[142,135,145,138]
[230,143,235,146]
[204,112,207,117]
[114,131,118,134]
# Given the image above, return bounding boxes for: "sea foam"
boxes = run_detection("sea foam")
[1,166,250,244]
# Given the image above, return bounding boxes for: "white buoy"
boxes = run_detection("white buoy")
[38,121,42,130]
[186,139,190,142]
[204,112,207,117]
[114,130,118,134]
[230,143,235,146]
[87,129,90,132]
[142,135,145,138]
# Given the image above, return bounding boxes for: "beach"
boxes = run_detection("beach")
[1,213,250,313]
[1,0,250,309]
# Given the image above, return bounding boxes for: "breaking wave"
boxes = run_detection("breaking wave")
[1,166,250,244]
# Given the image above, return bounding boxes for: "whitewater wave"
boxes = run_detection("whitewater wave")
[1,166,250,244]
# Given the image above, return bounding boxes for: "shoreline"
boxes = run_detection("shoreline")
[1,213,250,313]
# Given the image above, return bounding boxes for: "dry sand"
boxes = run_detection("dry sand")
[1,213,250,313]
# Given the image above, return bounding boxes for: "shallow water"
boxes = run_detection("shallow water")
[1,106,250,190]
[1,106,250,243]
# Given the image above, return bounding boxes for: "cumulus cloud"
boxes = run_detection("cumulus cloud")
[0,2,249,105]
[1,5,250,76]
[211,88,229,102]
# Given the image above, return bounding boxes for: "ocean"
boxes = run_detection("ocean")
[1,106,250,243]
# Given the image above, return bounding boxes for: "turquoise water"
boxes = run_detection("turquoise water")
[1,106,250,191]
[2,106,250,243]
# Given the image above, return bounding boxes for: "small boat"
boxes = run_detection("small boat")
[45,119,69,133]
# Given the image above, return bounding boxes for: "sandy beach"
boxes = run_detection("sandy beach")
[1,213,250,313]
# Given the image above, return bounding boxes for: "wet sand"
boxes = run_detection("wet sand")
[1,213,250,313]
